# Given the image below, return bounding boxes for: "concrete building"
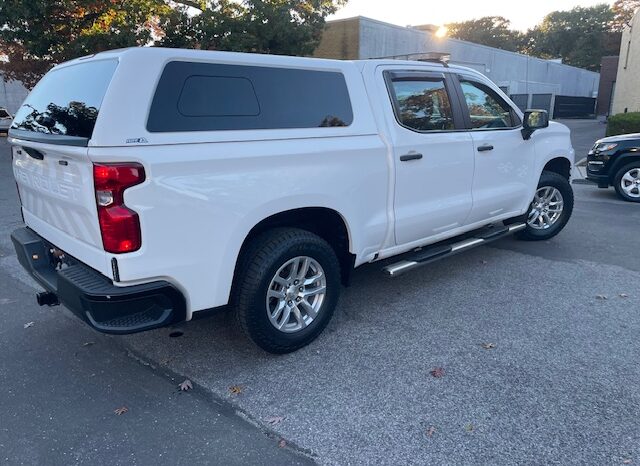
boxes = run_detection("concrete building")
[315,16,601,118]
[612,9,640,115]
[0,73,29,114]
[596,56,620,116]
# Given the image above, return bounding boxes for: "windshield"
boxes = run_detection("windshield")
[11,59,118,139]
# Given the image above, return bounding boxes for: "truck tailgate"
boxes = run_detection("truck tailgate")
[12,142,109,276]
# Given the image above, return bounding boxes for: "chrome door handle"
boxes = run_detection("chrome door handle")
[400,153,423,162]
[477,145,494,152]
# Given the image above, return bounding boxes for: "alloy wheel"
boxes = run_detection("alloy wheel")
[527,186,564,230]
[266,256,327,333]
[620,168,640,199]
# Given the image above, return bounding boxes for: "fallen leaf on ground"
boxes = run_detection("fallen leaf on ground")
[481,342,496,350]
[178,379,193,391]
[426,426,436,437]
[82,342,95,347]
[620,294,629,298]
[265,416,284,426]
[481,260,488,265]
[114,406,128,415]
[622,459,632,464]
[229,385,243,395]
[23,322,34,329]
[430,367,445,378]
[465,423,475,432]
[595,295,608,300]
[278,439,287,448]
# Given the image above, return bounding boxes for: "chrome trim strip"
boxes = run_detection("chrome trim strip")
[384,260,418,276]
[450,238,484,252]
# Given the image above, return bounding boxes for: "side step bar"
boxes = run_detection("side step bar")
[383,223,526,277]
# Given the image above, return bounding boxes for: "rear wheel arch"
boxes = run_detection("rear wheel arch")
[233,207,355,288]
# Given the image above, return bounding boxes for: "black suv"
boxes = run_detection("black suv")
[587,133,640,202]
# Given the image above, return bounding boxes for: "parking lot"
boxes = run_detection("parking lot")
[2,120,640,465]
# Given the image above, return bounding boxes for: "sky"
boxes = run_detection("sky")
[329,0,616,31]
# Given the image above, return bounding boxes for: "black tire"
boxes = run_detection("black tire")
[232,228,341,354]
[516,171,574,241]
[613,162,640,203]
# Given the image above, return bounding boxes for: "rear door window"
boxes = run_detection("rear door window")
[388,77,455,132]
[10,59,118,143]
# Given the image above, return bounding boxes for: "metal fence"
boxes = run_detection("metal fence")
[553,96,597,119]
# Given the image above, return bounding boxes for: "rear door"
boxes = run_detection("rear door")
[10,59,119,273]
[382,69,475,245]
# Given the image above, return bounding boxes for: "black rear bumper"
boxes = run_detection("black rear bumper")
[11,227,185,334]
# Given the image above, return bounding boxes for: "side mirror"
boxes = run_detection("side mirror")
[522,109,549,140]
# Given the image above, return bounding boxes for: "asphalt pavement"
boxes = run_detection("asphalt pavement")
[0,137,312,466]
[557,118,607,162]
[2,119,640,465]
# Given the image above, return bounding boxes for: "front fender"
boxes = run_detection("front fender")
[532,121,575,177]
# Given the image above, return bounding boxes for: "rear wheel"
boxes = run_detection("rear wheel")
[613,162,640,203]
[232,228,341,354]
[517,171,574,241]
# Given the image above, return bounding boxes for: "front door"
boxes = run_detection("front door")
[454,76,536,224]
[383,69,475,245]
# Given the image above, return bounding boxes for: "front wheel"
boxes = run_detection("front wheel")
[613,162,640,202]
[232,228,341,354]
[516,171,574,241]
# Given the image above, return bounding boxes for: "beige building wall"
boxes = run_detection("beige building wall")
[313,17,360,60]
[612,9,640,115]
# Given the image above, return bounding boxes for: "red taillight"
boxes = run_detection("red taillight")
[93,163,145,254]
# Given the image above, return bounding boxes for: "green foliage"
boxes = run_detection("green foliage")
[0,0,345,88]
[445,5,627,72]
[607,113,640,136]
[523,5,620,71]
[158,0,345,55]
[612,0,640,30]
[0,0,171,88]
[446,16,524,52]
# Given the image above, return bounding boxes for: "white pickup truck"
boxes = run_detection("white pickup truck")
[9,48,574,353]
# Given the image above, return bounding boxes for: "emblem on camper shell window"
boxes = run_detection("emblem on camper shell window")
[126,137,149,144]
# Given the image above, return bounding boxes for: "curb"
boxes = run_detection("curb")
[572,159,589,185]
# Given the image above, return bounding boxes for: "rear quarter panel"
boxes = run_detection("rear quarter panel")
[89,136,388,315]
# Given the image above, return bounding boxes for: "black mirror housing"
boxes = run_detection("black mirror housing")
[522,109,549,140]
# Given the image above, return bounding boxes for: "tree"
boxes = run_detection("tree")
[158,0,346,56]
[0,0,172,88]
[523,5,620,71]
[445,16,524,52]
[0,0,346,89]
[612,0,640,30]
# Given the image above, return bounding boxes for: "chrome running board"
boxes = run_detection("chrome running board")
[383,223,526,277]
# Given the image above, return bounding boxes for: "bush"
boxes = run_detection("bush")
[607,112,640,136]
